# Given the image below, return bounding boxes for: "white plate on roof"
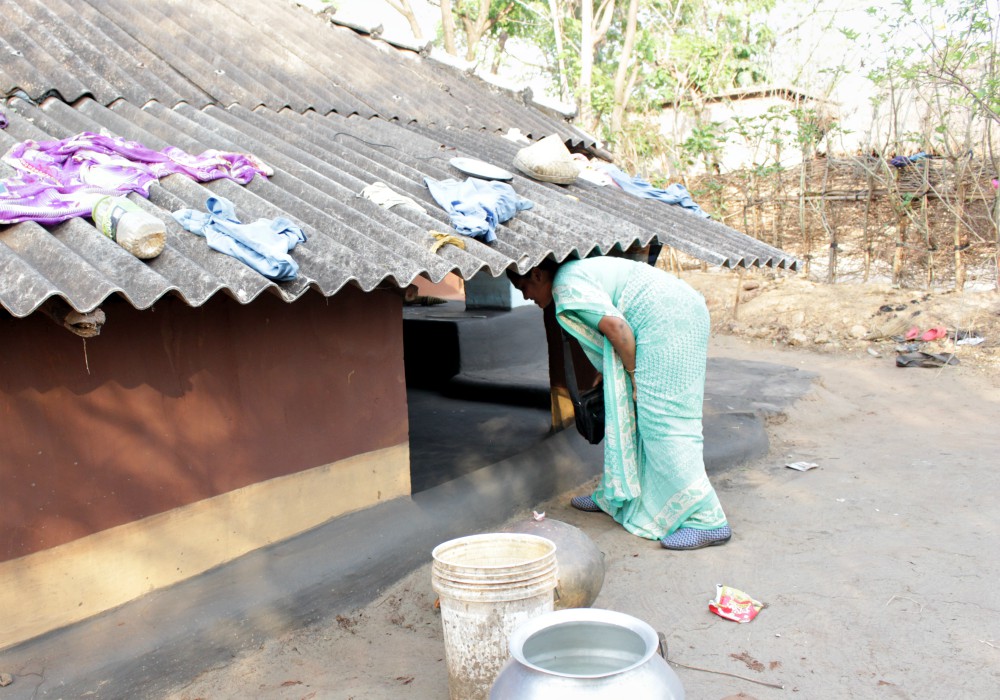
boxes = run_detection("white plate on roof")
[449,157,514,181]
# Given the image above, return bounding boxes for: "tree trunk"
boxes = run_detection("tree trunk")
[577,0,615,132]
[547,0,570,105]
[440,0,457,55]
[459,1,514,63]
[490,31,508,74]
[464,0,491,62]
[610,0,639,136]
[579,0,595,127]
[386,0,423,41]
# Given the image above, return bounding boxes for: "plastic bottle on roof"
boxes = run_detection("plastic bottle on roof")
[92,196,166,260]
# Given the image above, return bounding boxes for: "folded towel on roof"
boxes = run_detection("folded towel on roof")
[361,181,424,212]
[424,176,533,243]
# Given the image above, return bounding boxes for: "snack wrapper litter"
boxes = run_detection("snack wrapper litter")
[709,584,764,623]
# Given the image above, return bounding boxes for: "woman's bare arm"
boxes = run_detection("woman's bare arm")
[598,315,636,373]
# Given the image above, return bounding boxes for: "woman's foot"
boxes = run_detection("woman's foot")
[570,495,602,512]
[660,524,732,550]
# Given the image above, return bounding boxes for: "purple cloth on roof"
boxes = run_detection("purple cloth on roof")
[0,132,271,225]
[0,112,7,130]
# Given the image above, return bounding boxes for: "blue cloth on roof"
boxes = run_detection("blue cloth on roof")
[172,195,306,281]
[596,163,710,219]
[424,176,533,243]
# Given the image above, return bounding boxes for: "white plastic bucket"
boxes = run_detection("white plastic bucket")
[432,533,558,700]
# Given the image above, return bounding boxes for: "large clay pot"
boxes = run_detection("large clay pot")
[501,517,604,609]
[490,608,685,699]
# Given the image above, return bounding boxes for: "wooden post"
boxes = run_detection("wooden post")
[862,167,875,282]
[921,161,933,288]
[993,178,1000,292]
[892,213,909,286]
[922,193,933,288]
[732,267,745,320]
[799,159,809,276]
[885,148,921,288]
[953,180,967,292]
[821,153,836,283]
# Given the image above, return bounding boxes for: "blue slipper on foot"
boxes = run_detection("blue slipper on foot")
[660,524,732,550]
[570,495,602,512]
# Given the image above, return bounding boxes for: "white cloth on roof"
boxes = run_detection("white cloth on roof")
[360,181,425,212]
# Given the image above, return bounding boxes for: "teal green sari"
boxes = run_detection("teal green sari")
[554,257,728,540]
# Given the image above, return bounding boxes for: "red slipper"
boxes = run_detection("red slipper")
[905,326,921,340]
[920,326,947,341]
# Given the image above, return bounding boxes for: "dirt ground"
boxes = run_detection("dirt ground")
[682,268,1000,374]
[165,273,1000,700]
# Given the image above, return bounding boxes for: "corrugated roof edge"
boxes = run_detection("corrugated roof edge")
[326,13,431,55]
[324,12,382,37]
[1,241,696,319]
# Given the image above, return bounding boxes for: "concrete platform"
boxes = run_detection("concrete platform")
[405,302,811,490]
[1,306,816,699]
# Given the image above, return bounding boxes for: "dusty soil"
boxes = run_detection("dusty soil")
[684,268,1000,375]
[164,272,1000,700]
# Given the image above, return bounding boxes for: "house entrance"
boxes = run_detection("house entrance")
[402,296,553,493]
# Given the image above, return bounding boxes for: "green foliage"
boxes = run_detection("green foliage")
[423,1,853,179]
[441,0,541,64]
[865,0,999,153]
[614,119,677,182]
[458,1,780,145]
[680,121,726,171]
[668,0,776,93]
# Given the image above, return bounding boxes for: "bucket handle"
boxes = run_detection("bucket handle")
[657,630,668,660]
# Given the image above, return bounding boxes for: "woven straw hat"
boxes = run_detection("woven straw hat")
[513,134,581,184]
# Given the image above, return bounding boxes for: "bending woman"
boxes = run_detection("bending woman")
[508,256,731,550]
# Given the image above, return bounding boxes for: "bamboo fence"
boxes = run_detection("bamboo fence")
[691,155,1000,290]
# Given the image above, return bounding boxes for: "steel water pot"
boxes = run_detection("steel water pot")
[489,608,685,699]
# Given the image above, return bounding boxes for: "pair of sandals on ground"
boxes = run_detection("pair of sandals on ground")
[569,495,732,550]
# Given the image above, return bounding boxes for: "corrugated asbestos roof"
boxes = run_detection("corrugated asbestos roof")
[0,0,799,319]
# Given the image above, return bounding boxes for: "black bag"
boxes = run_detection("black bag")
[561,332,605,444]
[572,384,605,444]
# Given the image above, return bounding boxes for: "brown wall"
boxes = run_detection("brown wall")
[0,287,407,563]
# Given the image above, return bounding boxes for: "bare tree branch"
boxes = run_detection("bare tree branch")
[384,0,424,40]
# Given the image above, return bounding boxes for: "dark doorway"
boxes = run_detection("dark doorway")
[402,302,553,492]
